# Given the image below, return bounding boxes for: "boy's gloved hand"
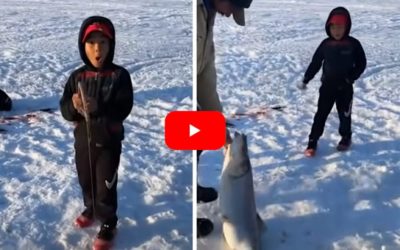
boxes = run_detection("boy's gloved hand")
[297,82,307,90]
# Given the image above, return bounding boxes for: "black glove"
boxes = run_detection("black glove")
[303,76,311,84]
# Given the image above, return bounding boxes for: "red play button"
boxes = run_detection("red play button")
[165,111,226,150]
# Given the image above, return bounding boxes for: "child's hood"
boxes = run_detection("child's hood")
[325,7,352,37]
[78,16,116,69]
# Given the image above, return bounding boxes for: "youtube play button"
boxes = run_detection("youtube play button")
[165,111,226,150]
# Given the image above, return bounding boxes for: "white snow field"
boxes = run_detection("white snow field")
[198,1,400,250]
[0,0,192,249]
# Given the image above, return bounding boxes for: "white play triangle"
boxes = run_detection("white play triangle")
[189,124,200,137]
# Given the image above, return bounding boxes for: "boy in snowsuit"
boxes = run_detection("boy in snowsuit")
[298,7,366,157]
[60,16,133,248]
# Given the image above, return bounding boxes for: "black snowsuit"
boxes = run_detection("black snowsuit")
[60,16,133,226]
[303,7,366,141]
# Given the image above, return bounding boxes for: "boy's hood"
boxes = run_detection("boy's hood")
[79,16,116,70]
[325,7,352,38]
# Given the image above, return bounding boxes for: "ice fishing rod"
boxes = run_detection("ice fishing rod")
[78,81,96,218]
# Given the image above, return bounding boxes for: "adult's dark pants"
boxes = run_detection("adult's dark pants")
[309,83,353,141]
[75,141,121,227]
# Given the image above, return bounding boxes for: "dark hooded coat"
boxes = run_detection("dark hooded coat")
[303,7,367,86]
[60,16,133,146]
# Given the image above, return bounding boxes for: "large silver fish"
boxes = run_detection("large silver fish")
[220,132,264,250]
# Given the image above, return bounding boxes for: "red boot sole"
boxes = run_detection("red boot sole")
[304,149,316,157]
[74,216,94,228]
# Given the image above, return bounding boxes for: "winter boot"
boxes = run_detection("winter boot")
[75,209,94,228]
[93,223,117,250]
[304,138,318,157]
[197,218,214,238]
[197,185,218,203]
[337,136,351,151]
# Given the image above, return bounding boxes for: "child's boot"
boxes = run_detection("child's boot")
[304,138,318,157]
[93,223,117,250]
[75,209,94,228]
[337,136,351,151]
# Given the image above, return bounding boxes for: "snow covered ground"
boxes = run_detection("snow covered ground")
[198,1,400,250]
[0,0,192,249]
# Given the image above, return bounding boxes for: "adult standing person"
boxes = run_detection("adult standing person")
[197,0,253,238]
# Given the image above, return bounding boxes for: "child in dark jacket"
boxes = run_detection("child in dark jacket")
[60,16,133,248]
[298,7,366,157]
